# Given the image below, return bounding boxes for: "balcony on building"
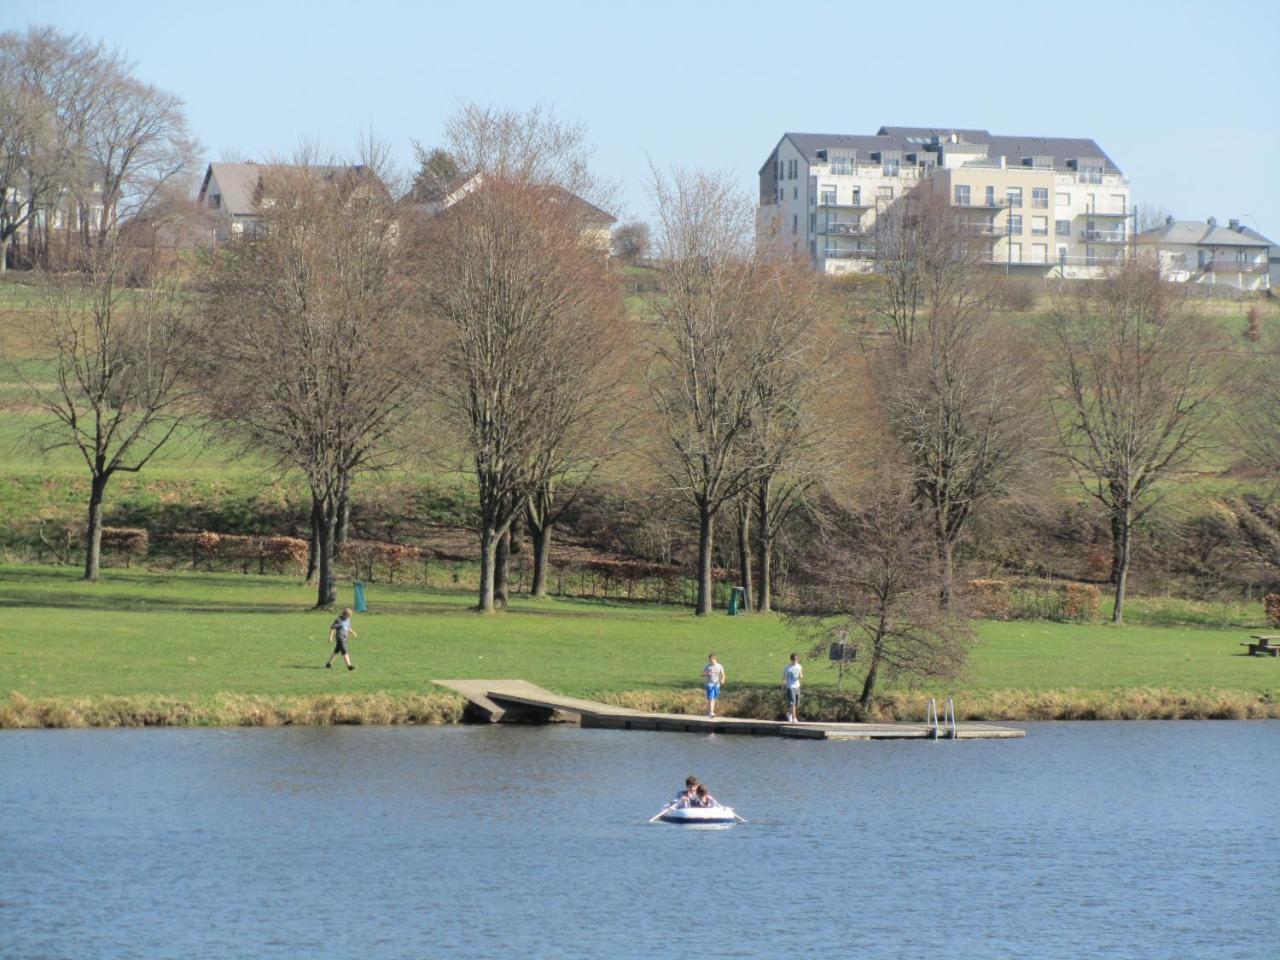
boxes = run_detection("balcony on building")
[1082,229,1128,243]
[1203,258,1268,273]
[823,221,868,237]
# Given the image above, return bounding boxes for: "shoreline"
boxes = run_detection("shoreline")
[2,687,1276,728]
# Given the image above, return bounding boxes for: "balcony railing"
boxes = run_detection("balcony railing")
[1083,230,1128,243]
[953,198,1008,210]
[817,201,872,210]
[1083,209,1128,217]
[822,248,875,260]
[1204,259,1268,273]
[824,222,868,236]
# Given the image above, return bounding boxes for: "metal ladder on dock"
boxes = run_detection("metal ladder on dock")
[926,698,957,739]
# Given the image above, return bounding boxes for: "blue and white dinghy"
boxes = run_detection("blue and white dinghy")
[650,803,744,825]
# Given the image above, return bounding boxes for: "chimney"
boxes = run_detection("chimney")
[1165,215,1174,227]
[1207,216,1216,228]
[1229,219,1242,232]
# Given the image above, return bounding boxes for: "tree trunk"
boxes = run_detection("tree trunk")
[334,478,350,558]
[0,235,8,273]
[736,496,753,614]
[83,472,108,582]
[756,479,773,613]
[315,504,338,609]
[695,505,714,616]
[305,497,322,583]
[1112,510,1133,624]
[495,528,511,607]
[528,512,552,599]
[939,537,954,608]
[477,522,499,613]
[858,647,882,711]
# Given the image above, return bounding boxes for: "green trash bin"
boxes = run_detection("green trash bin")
[727,586,744,615]
[353,580,367,613]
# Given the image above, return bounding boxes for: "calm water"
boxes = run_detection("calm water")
[2,722,1277,959]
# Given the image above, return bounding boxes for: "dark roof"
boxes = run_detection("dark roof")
[764,126,1123,175]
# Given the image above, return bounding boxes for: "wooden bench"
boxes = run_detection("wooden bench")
[1243,635,1280,657]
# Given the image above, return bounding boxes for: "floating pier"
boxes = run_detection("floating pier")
[434,679,1025,741]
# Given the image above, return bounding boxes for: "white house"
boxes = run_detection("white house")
[1136,217,1273,292]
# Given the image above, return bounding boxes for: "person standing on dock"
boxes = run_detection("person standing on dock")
[782,653,803,722]
[325,608,358,671]
[702,653,725,718]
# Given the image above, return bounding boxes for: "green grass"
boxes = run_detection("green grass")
[1,566,1275,717]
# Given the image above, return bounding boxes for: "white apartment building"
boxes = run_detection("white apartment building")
[758,126,1132,278]
[1136,217,1273,292]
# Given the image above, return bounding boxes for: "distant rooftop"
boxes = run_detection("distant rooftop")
[1137,217,1275,248]
[766,126,1123,176]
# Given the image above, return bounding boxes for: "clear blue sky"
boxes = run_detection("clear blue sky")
[11,0,1280,235]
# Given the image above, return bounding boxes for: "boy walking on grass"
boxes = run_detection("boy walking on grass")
[325,608,358,671]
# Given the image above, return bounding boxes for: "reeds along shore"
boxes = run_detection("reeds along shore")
[1,687,1277,728]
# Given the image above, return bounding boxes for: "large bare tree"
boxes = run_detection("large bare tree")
[200,150,422,608]
[420,105,623,611]
[25,248,196,580]
[644,166,769,615]
[741,259,847,612]
[1047,261,1225,622]
[795,482,974,715]
[0,27,196,268]
[867,186,1043,604]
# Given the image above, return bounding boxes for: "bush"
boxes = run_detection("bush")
[1063,583,1101,621]
[172,530,308,574]
[343,540,423,583]
[1265,594,1280,628]
[966,579,1012,619]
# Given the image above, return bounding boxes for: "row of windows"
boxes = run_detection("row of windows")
[775,157,801,181]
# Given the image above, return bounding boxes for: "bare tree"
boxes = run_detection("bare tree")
[82,68,198,243]
[1136,203,1174,234]
[867,187,1044,604]
[1237,343,1280,474]
[794,483,974,715]
[24,249,195,580]
[742,259,847,613]
[421,106,623,612]
[644,166,766,615]
[0,27,197,268]
[199,150,422,608]
[1047,261,1226,622]
[0,27,92,270]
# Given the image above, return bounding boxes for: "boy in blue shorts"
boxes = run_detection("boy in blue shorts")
[702,653,725,718]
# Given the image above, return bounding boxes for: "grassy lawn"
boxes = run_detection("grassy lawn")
[1,566,1275,717]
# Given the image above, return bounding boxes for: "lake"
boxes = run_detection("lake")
[2,722,1277,959]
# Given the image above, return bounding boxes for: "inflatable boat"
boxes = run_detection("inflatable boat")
[655,804,741,825]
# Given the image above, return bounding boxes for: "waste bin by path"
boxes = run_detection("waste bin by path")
[727,586,745,615]
[353,580,367,613]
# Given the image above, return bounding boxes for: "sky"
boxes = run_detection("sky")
[8,0,1280,235]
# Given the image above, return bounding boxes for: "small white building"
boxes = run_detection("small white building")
[1136,217,1273,292]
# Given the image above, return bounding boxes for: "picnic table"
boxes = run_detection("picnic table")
[1243,635,1280,657]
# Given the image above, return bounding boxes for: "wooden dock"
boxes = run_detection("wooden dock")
[434,679,1025,741]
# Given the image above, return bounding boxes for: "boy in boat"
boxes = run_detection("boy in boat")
[324,608,358,671]
[672,775,699,807]
[782,652,803,722]
[702,653,725,718]
[693,784,717,807]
